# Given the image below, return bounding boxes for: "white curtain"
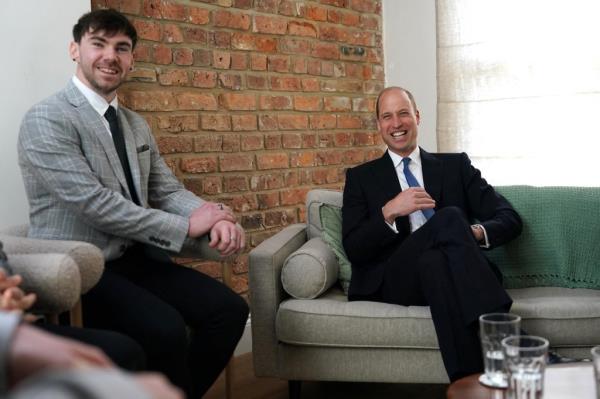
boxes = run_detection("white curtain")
[436,0,600,186]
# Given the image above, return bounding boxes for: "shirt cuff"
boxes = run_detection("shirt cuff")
[385,220,399,234]
[473,224,490,248]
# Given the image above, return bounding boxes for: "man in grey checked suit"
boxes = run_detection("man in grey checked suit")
[18,9,248,398]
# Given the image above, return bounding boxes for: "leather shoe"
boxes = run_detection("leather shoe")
[547,351,583,364]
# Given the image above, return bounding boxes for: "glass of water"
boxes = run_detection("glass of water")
[592,346,600,399]
[502,335,549,399]
[479,313,521,388]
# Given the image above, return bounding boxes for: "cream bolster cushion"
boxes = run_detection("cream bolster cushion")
[8,253,81,314]
[281,237,339,299]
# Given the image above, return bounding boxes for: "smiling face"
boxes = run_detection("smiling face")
[69,29,133,102]
[376,88,420,157]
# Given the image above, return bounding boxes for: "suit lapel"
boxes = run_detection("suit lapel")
[420,148,443,206]
[370,152,402,201]
[63,82,131,198]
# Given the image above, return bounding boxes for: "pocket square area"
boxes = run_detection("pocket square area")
[137,144,150,152]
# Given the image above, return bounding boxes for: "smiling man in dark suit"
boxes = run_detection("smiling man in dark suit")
[342,86,523,381]
[18,9,248,397]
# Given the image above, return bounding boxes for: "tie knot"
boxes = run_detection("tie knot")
[104,106,117,122]
[401,157,412,168]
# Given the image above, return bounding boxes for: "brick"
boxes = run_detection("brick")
[222,134,240,152]
[194,135,223,152]
[353,97,376,112]
[231,53,247,70]
[278,114,309,130]
[316,150,344,166]
[157,115,199,133]
[312,168,339,185]
[241,213,263,230]
[293,96,322,111]
[259,95,292,110]
[153,44,172,64]
[218,72,242,90]
[173,48,194,65]
[202,175,222,195]
[270,76,300,91]
[258,115,278,131]
[210,31,232,48]
[254,15,287,35]
[133,43,152,62]
[224,176,248,192]
[337,115,362,129]
[257,192,280,209]
[287,21,317,38]
[231,274,249,295]
[264,210,295,228]
[305,4,328,21]
[213,51,231,69]
[307,59,321,75]
[192,70,218,88]
[361,15,380,30]
[163,24,183,43]
[183,27,208,44]
[250,54,267,70]
[220,93,256,110]
[195,261,222,278]
[350,0,378,13]
[321,79,362,93]
[232,255,249,275]
[234,0,253,8]
[219,154,255,171]
[284,170,299,186]
[290,151,316,167]
[127,67,157,83]
[324,96,351,111]
[194,49,211,66]
[342,12,361,27]
[343,148,367,164]
[181,156,218,173]
[142,0,162,18]
[311,42,339,60]
[213,10,251,30]
[231,33,255,50]
[256,153,289,170]
[279,38,311,55]
[364,81,384,95]
[318,133,335,147]
[348,31,374,46]
[302,133,318,148]
[255,0,279,13]
[291,58,307,74]
[280,188,309,206]
[264,134,282,149]
[118,0,141,14]
[301,78,319,92]
[278,0,297,16]
[282,133,302,149]
[122,90,177,111]
[267,55,289,73]
[232,115,257,131]
[372,65,384,80]
[310,114,337,130]
[255,37,278,52]
[241,134,264,151]
[176,93,218,110]
[189,6,210,24]
[250,173,284,190]
[354,132,376,146]
[247,75,268,90]
[319,26,348,43]
[158,69,189,86]
[157,136,193,154]
[201,114,231,131]
[321,61,334,77]
[133,19,161,41]
[321,0,347,6]
[334,132,353,146]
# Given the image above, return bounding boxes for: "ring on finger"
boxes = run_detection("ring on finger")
[218,203,223,210]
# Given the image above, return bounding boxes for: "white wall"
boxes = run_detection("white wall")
[0,0,89,228]
[382,0,437,152]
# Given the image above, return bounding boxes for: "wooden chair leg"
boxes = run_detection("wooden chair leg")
[69,299,83,327]
[46,313,59,325]
[289,380,302,399]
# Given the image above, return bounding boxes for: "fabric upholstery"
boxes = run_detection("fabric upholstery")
[319,205,352,294]
[488,186,600,289]
[281,238,338,299]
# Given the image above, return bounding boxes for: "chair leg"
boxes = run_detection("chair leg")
[288,380,301,399]
[69,299,83,327]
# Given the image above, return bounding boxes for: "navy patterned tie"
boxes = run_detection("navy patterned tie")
[402,157,434,220]
[104,106,140,205]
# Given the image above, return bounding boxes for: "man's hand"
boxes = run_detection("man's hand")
[209,220,245,257]
[0,269,23,292]
[134,372,185,399]
[471,225,485,243]
[1,286,36,313]
[188,202,236,238]
[8,324,114,386]
[382,187,436,223]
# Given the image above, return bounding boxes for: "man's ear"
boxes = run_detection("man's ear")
[415,109,420,125]
[69,41,79,62]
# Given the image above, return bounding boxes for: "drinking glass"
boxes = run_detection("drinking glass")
[592,346,600,399]
[479,313,521,388]
[502,335,549,399]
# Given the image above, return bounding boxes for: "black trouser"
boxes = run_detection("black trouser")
[82,244,249,398]
[356,207,512,381]
[38,323,146,371]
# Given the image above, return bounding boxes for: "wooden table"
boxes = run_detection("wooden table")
[447,363,596,399]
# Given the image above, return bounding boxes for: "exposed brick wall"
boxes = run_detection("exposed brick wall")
[91,0,385,298]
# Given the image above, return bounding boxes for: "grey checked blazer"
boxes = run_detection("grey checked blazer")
[18,81,204,261]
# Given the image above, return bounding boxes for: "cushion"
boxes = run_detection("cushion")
[319,204,352,295]
[281,237,339,299]
[488,186,600,289]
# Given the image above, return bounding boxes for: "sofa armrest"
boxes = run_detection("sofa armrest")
[249,223,307,377]
[8,253,81,314]
[0,234,103,294]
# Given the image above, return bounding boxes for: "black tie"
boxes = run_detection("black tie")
[104,106,140,205]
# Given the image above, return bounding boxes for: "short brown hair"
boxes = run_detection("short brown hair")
[73,9,137,48]
[375,87,418,118]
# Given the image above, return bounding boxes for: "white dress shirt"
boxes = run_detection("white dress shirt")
[72,76,119,137]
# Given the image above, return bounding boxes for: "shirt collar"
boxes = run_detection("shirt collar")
[388,146,422,169]
[71,76,119,117]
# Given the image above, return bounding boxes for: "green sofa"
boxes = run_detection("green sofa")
[249,186,600,396]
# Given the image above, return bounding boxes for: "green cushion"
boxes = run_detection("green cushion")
[319,204,352,295]
[488,186,600,289]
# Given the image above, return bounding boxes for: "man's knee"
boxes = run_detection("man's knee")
[418,249,447,276]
